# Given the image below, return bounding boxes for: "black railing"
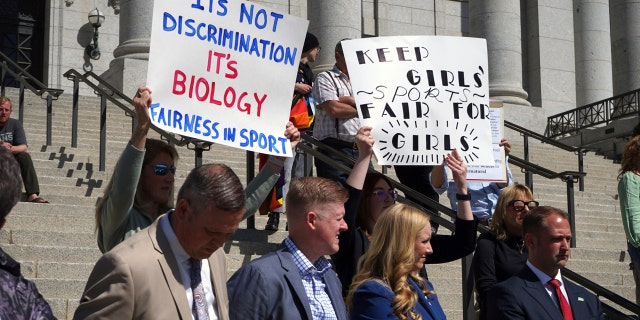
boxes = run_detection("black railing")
[0,51,64,146]
[62,69,214,171]
[506,120,591,191]
[546,88,640,139]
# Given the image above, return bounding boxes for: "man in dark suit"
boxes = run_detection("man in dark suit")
[74,163,246,319]
[227,176,349,319]
[487,206,604,319]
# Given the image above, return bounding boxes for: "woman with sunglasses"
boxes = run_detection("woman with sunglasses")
[332,127,475,297]
[95,87,300,253]
[471,183,537,320]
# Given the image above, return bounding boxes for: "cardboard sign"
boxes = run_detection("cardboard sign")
[342,36,494,165]
[147,0,308,156]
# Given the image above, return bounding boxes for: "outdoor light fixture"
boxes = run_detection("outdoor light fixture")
[86,8,105,60]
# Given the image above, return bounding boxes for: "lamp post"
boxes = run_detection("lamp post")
[86,8,105,60]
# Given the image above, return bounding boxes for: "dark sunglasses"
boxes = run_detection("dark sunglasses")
[152,164,176,176]
[372,190,398,201]
[508,200,539,212]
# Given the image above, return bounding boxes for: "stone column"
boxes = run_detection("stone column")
[469,0,530,106]
[308,0,361,73]
[611,0,640,94]
[105,0,153,95]
[574,0,613,106]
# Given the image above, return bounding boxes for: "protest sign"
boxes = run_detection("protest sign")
[465,103,507,182]
[147,0,308,156]
[342,36,494,165]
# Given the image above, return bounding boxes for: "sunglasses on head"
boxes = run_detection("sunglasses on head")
[152,164,176,176]
[508,200,539,212]
[372,190,398,201]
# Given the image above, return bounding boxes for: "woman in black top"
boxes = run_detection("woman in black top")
[331,130,477,297]
[472,183,538,320]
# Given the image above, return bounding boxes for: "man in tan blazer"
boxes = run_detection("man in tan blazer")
[74,163,246,320]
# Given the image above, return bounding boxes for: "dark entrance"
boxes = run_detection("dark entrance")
[0,0,45,87]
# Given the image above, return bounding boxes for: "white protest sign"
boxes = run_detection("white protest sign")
[147,0,308,156]
[464,104,507,182]
[342,36,494,165]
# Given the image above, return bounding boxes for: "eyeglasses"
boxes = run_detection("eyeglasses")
[316,46,321,53]
[508,200,539,212]
[372,190,398,201]
[151,164,176,176]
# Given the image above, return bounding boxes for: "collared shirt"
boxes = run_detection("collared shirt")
[284,237,338,320]
[430,159,514,219]
[526,260,571,309]
[312,65,360,142]
[160,212,219,320]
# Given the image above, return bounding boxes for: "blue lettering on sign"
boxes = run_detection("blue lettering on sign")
[239,128,289,154]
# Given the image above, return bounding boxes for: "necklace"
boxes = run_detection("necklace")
[516,239,525,254]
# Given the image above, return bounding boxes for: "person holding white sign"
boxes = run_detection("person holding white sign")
[429,138,513,226]
[312,39,364,187]
[95,87,300,253]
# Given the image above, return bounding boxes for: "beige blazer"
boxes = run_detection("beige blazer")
[74,215,229,320]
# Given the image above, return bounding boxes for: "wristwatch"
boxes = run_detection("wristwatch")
[456,193,471,201]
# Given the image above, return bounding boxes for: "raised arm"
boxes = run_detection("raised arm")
[346,126,374,189]
[447,149,472,221]
[243,122,300,220]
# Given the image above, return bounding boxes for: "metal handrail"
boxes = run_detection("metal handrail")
[62,68,213,170]
[0,51,64,146]
[546,88,640,139]
[506,120,591,191]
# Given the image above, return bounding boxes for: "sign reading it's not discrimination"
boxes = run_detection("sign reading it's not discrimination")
[342,36,494,165]
[147,0,308,156]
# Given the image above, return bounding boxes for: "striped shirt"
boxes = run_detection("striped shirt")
[312,65,360,142]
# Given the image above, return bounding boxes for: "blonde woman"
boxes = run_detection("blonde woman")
[347,203,446,320]
[618,135,640,305]
[472,183,537,319]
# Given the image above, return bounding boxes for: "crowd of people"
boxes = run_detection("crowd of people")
[0,35,612,320]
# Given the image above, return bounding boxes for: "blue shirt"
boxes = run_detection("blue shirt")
[430,160,513,219]
[284,237,338,320]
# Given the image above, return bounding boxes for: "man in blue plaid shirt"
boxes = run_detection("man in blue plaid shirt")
[227,176,348,320]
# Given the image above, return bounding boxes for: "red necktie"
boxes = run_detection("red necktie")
[548,279,573,320]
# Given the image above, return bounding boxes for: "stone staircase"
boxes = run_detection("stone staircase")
[0,87,635,319]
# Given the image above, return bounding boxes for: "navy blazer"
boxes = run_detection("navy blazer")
[226,242,347,320]
[349,277,446,320]
[486,265,604,320]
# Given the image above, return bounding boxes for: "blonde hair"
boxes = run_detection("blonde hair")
[95,139,179,232]
[347,203,431,320]
[619,135,640,179]
[490,183,534,240]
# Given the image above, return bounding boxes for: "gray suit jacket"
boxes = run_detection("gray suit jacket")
[487,265,604,320]
[226,243,347,320]
[74,215,230,320]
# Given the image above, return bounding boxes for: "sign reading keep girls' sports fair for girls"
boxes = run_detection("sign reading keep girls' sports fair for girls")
[146,0,308,156]
[342,36,494,166]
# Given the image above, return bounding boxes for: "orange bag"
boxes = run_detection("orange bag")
[289,94,314,129]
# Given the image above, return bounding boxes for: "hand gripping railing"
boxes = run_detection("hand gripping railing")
[62,68,212,171]
[0,51,64,146]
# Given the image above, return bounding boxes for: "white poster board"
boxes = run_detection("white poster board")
[147,0,308,156]
[342,36,494,165]
[465,103,507,182]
